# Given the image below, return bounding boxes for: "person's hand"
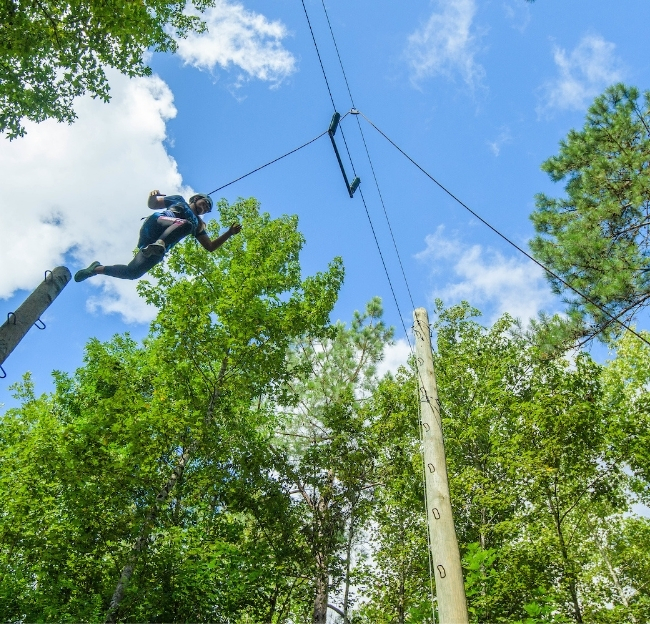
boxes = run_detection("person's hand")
[229,223,242,235]
[148,190,165,208]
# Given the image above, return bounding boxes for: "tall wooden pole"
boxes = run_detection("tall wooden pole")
[0,267,71,372]
[413,307,468,624]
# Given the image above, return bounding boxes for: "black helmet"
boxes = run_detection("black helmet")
[189,193,213,212]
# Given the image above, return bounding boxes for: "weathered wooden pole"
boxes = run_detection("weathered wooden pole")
[0,267,71,374]
[413,307,469,624]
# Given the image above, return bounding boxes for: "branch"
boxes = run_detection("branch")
[327,603,349,622]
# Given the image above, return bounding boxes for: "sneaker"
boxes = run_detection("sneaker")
[74,261,101,282]
[141,239,166,258]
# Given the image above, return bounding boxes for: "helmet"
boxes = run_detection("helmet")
[189,193,213,213]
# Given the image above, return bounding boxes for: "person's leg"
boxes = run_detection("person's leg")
[141,217,192,256]
[75,216,192,282]
[100,251,161,280]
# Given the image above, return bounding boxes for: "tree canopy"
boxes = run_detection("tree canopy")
[0,0,212,138]
[530,84,650,347]
[2,196,650,621]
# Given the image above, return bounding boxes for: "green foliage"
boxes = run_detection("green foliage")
[3,198,650,621]
[434,301,628,622]
[578,514,650,623]
[0,197,343,621]
[603,328,650,491]
[0,0,212,138]
[530,84,650,346]
[355,301,647,624]
[272,297,393,622]
[356,367,433,624]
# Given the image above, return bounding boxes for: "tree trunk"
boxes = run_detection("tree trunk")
[268,584,279,622]
[312,471,334,624]
[548,488,582,623]
[557,521,582,623]
[342,507,356,622]
[313,550,329,624]
[398,566,406,624]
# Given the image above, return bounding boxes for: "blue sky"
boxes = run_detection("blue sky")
[2,0,650,403]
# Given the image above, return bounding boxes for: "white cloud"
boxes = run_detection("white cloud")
[502,0,531,33]
[176,0,296,85]
[539,34,624,113]
[0,71,191,323]
[86,279,157,324]
[417,226,555,324]
[0,2,295,323]
[487,126,512,156]
[377,338,411,378]
[405,0,485,89]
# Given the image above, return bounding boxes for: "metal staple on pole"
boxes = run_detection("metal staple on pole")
[415,346,439,624]
[413,307,469,624]
[0,266,71,371]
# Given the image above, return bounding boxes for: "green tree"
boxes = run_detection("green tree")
[0,197,344,622]
[575,512,650,623]
[437,303,632,622]
[355,366,433,624]
[356,302,639,623]
[0,0,211,139]
[272,298,393,623]
[530,84,650,347]
[602,328,650,490]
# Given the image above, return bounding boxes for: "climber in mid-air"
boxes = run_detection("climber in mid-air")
[74,191,242,282]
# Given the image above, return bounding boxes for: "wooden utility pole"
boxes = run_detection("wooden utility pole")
[413,307,469,624]
[0,267,71,374]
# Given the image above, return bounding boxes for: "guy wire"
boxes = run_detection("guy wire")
[360,111,650,349]
[300,4,438,613]
[301,0,414,354]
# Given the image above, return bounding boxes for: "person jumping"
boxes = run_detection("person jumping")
[74,190,242,282]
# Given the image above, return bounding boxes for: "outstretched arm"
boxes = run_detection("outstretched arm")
[197,223,242,252]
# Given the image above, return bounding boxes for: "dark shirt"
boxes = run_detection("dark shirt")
[160,195,205,237]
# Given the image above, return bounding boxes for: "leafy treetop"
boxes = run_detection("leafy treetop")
[1,0,212,139]
[531,84,650,347]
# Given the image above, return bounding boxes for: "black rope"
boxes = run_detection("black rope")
[319,1,416,311]
[320,0,355,106]
[302,13,445,617]
[299,0,413,347]
[300,0,336,111]
[359,111,650,349]
[207,130,328,196]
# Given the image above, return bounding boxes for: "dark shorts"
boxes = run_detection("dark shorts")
[137,212,186,249]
